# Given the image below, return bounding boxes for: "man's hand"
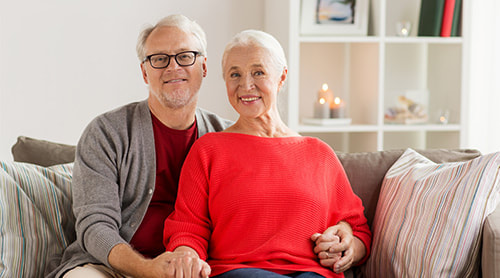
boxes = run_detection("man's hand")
[108,243,210,278]
[311,221,365,273]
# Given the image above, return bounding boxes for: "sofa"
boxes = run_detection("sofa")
[2,136,499,277]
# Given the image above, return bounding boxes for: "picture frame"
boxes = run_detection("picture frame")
[300,0,369,36]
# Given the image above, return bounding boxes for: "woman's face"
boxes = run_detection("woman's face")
[223,45,286,119]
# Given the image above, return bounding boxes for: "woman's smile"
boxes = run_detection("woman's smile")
[240,95,262,104]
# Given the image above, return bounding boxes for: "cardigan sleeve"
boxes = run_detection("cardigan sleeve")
[163,142,212,260]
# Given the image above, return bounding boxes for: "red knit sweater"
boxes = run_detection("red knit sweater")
[164,133,371,277]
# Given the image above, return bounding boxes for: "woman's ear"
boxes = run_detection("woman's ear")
[278,67,288,90]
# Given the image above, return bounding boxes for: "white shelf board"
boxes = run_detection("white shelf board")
[384,36,463,44]
[298,124,379,133]
[382,124,461,132]
[299,36,381,43]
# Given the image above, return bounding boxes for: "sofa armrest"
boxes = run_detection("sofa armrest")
[482,203,500,278]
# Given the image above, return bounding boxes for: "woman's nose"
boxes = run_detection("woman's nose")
[240,75,255,91]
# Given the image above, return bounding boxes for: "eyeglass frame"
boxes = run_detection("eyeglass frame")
[143,51,203,69]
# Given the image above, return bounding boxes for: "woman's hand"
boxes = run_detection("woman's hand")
[311,221,365,273]
[164,246,211,278]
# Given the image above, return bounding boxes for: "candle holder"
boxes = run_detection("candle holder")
[396,21,411,37]
[437,109,450,124]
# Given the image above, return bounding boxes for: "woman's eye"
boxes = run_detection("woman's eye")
[230,72,240,78]
[254,71,264,76]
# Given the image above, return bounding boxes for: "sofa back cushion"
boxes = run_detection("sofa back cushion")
[11,136,76,167]
[336,149,481,227]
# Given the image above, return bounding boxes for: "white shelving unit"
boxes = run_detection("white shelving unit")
[264,0,467,152]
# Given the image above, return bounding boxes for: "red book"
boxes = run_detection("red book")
[440,0,456,37]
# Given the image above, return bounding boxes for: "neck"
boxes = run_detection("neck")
[227,109,299,138]
[148,97,197,130]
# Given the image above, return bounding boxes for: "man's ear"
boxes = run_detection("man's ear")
[141,63,149,84]
[202,56,207,77]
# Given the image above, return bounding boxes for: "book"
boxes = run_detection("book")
[440,0,456,37]
[418,0,446,36]
[451,0,462,36]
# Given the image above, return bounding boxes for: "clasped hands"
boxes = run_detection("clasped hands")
[162,221,355,277]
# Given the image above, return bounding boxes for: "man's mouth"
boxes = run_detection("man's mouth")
[164,78,187,84]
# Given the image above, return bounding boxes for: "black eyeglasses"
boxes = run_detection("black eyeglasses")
[143,51,202,69]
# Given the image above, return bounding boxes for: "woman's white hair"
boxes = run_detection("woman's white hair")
[136,14,207,62]
[221,29,287,79]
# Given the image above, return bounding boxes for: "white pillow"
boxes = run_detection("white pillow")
[363,149,500,277]
[0,161,74,278]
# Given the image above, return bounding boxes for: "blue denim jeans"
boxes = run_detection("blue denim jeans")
[213,268,324,278]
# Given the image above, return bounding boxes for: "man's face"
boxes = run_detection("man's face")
[141,26,207,110]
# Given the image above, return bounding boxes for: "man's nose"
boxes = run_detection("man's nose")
[165,58,182,71]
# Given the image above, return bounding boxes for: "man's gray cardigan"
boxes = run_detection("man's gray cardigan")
[45,100,232,277]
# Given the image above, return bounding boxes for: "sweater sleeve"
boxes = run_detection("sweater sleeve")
[329,153,372,264]
[163,142,212,260]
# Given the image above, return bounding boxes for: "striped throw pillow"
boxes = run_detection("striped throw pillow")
[363,149,500,277]
[0,161,75,278]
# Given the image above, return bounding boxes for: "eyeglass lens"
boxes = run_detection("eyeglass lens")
[148,51,198,68]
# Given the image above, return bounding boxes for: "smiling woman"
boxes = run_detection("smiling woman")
[162,29,372,278]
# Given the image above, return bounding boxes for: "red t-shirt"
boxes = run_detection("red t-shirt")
[129,113,198,258]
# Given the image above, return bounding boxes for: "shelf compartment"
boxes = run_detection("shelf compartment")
[299,42,379,126]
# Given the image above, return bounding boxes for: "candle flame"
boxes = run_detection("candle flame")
[319,97,327,104]
[334,97,341,105]
[322,83,329,91]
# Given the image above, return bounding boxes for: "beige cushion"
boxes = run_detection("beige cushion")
[364,149,500,277]
[336,149,481,227]
[11,136,76,167]
[0,161,75,277]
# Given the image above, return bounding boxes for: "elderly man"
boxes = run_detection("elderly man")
[46,14,232,278]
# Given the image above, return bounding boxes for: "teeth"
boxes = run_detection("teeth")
[167,79,184,83]
[241,97,260,101]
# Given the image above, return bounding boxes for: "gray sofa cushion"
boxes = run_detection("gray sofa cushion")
[11,136,76,167]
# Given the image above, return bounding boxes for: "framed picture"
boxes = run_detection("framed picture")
[300,0,369,36]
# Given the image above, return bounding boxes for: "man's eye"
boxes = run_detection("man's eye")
[254,71,264,76]
[153,56,167,62]
[178,54,192,60]
[230,72,240,78]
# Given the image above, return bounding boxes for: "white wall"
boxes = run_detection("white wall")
[466,0,500,154]
[0,0,264,160]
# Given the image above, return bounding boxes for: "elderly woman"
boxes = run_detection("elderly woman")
[163,30,371,278]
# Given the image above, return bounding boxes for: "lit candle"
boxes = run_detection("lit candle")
[319,83,334,105]
[314,83,334,119]
[330,97,345,118]
[314,97,330,119]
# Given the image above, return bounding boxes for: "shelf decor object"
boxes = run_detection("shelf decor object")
[300,0,369,36]
[330,97,346,118]
[396,21,412,37]
[313,83,334,118]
